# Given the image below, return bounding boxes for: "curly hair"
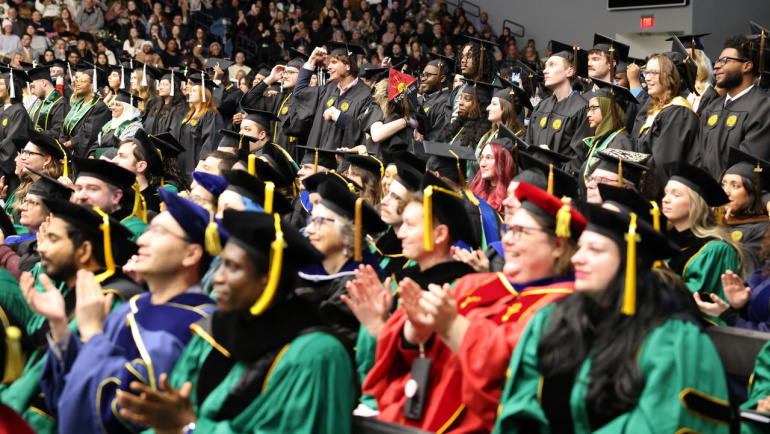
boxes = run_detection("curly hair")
[458,41,497,83]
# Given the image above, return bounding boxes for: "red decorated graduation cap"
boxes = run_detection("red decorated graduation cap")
[387,68,417,102]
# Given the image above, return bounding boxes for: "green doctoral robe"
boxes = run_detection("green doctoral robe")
[742,340,770,433]
[494,304,731,434]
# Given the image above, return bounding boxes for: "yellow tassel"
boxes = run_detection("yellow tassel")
[424,185,434,251]
[547,164,554,195]
[554,201,572,238]
[2,326,23,384]
[716,206,723,225]
[264,182,274,214]
[248,154,256,177]
[649,201,660,231]
[622,213,639,316]
[160,176,165,188]
[617,159,623,187]
[250,214,284,316]
[238,135,244,151]
[203,204,223,256]
[92,207,115,282]
[131,183,147,223]
[354,198,363,261]
[313,148,319,174]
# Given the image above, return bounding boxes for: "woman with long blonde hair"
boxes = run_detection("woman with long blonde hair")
[362,78,416,157]
[177,76,223,179]
[662,161,743,325]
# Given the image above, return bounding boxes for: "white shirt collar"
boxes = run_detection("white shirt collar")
[725,85,753,106]
[337,77,359,95]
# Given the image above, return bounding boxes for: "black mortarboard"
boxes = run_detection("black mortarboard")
[591,77,638,109]
[420,171,478,248]
[594,149,650,187]
[423,141,475,185]
[192,171,228,198]
[218,129,259,151]
[27,130,65,159]
[526,144,572,167]
[517,151,578,198]
[249,154,293,189]
[126,129,163,177]
[724,147,770,211]
[592,34,630,63]
[461,78,499,98]
[663,161,730,207]
[45,59,67,70]
[363,66,389,82]
[382,147,426,173]
[288,48,309,64]
[109,64,131,90]
[326,40,368,57]
[149,133,184,159]
[223,169,292,216]
[597,184,667,230]
[158,188,227,249]
[550,40,589,78]
[17,60,35,70]
[26,66,51,83]
[73,157,136,191]
[666,33,710,51]
[156,67,182,96]
[750,21,769,35]
[296,145,338,172]
[463,35,500,51]
[77,32,94,44]
[426,52,455,75]
[256,64,271,77]
[77,62,108,91]
[393,161,422,192]
[26,168,73,200]
[259,143,298,184]
[187,71,217,94]
[628,57,647,67]
[242,107,279,128]
[346,154,384,179]
[114,88,142,108]
[303,171,362,193]
[43,198,137,265]
[132,60,163,81]
[666,37,698,93]
[493,75,533,112]
[204,57,236,72]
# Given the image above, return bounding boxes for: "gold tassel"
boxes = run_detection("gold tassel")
[92,207,115,282]
[248,154,256,177]
[238,135,244,151]
[622,213,639,316]
[424,185,434,251]
[554,199,572,238]
[547,164,554,195]
[264,182,274,214]
[160,176,165,187]
[249,214,284,316]
[758,31,765,88]
[3,326,23,384]
[649,201,661,231]
[204,204,222,256]
[755,161,763,214]
[716,206,723,224]
[448,149,478,205]
[617,159,623,187]
[313,148,319,174]
[131,182,147,223]
[55,139,68,177]
[354,198,363,261]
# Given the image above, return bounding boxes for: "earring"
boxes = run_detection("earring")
[343,247,349,257]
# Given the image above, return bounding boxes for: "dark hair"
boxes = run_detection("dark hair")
[724,35,758,76]
[67,224,107,267]
[208,150,238,172]
[537,264,698,422]
[459,41,497,82]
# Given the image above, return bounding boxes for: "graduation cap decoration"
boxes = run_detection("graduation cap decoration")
[550,40,589,80]
[296,145,338,174]
[578,202,680,315]
[421,171,478,249]
[597,184,666,230]
[592,34,630,80]
[223,169,292,216]
[318,178,387,260]
[114,88,142,108]
[515,181,587,239]
[26,168,73,201]
[302,170,363,193]
[724,147,770,215]
[493,75,533,113]
[388,68,418,103]
[594,149,650,188]
[668,36,699,95]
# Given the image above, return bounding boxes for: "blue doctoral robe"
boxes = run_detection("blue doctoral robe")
[40,290,216,434]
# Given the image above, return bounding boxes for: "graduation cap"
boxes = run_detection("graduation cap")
[27,129,66,160]
[149,133,184,159]
[550,40,589,79]
[423,141,475,186]
[363,66,389,83]
[218,129,260,151]
[388,68,418,104]
[259,143,299,185]
[288,48,309,64]
[663,161,728,207]
[223,169,292,216]
[421,171,478,249]
[318,178,387,260]
[517,151,578,199]
[593,149,650,188]
[667,36,699,94]
[461,78,498,98]
[382,147,426,173]
[43,199,137,277]
[591,77,638,120]
[578,201,680,315]
[597,184,666,231]
[17,61,36,71]
[247,154,294,189]
[510,59,538,98]
[26,168,74,201]
[628,57,647,67]
[126,129,163,178]
[192,171,228,199]
[666,33,709,51]
[222,209,324,316]
[515,181,587,239]
[73,157,136,191]
[463,35,500,52]
[255,64,271,78]
[113,88,142,108]
[26,65,51,83]
[158,188,228,254]
[427,52,455,76]
[156,67,183,96]
[302,170,362,193]
[493,75,533,112]
[187,71,216,102]
[346,154,384,179]
[204,57,236,73]
[296,145,338,173]
[77,62,107,93]
[242,107,279,128]
[132,60,163,85]
[326,40,368,58]
[109,64,131,90]
[592,33,631,65]
[393,161,423,192]
[724,147,770,213]
[77,32,95,44]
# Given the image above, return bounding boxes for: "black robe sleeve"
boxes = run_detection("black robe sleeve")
[40,99,69,141]
[424,90,451,141]
[0,105,31,175]
[197,111,225,162]
[636,105,699,174]
[67,102,110,157]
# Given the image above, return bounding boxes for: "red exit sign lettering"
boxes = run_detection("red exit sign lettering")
[641,15,655,28]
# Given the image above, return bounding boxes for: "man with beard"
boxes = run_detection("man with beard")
[27,65,69,141]
[1,201,142,434]
[34,190,219,434]
[59,64,110,157]
[693,34,770,177]
[421,53,453,141]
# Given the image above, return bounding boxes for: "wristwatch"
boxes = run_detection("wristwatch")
[182,422,196,434]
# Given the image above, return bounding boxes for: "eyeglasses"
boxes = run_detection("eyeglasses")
[21,198,41,208]
[189,194,214,207]
[586,175,619,185]
[20,149,45,158]
[143,224,192,243]
[307,215,336,229]
[588,105,601,112]
[477,154,494,163]
[715,56,749,65]
[420,71,437,79]
[641,69,660,78]
[281,69,299,76]
[502,224,552,240]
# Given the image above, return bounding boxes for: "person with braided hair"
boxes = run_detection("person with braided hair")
[447,36,499,122]
[436,79,494,157]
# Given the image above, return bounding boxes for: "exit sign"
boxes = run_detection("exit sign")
[641,15,655,28]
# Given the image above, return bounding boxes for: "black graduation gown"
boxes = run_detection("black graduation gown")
[60,98,110,157]
[293,68,375,151]
[241,81,304,161]
[423,89,452,141]
[371,227,410,276]
[526,92,591,163]
[693,86,770,178]
[31,97,68,141]
[361,107,414,158]
[141,185,161,214]
[635,103,699,184]
[143,101,187,138]
[728,217,769,274]
[0,103,32,177]
[288,193,309,229]
[576,130,635,198]
[696,85,720,118]
[212,82,243,130]
[177,110,224,178]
